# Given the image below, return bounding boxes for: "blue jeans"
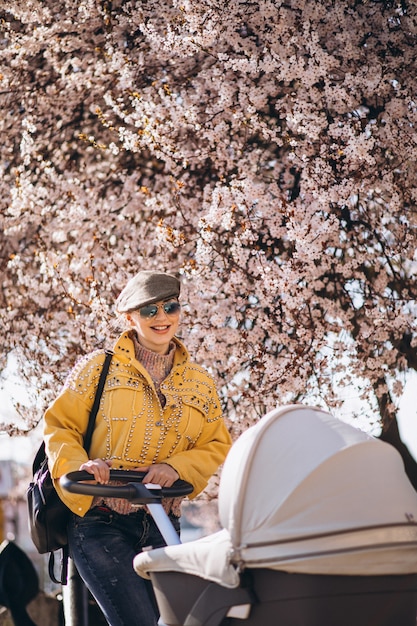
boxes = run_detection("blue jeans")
[68,507,180,626]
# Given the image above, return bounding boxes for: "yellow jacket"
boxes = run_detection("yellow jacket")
[44,333,232,515]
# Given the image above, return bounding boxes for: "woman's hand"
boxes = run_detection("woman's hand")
[134,463,179,488]
[79,458,112,484]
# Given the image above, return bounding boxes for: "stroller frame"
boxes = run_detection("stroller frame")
[62,405,417,626]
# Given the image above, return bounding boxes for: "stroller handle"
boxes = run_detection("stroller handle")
[60,469,194,502]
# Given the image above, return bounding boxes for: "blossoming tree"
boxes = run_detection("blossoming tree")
[1,0,416,438]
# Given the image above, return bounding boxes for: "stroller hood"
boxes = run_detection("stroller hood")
[135,405,417,587]
[218,405,417,573]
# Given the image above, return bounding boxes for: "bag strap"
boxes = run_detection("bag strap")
[83,350,113,453]
[39,349,113,466]
[48,545,69,586]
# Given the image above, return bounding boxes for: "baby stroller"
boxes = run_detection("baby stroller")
[63,405,417,626]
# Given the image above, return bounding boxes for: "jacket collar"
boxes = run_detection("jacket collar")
[113,331,189,368]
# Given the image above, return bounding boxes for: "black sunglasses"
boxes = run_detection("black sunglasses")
[138,301,181,319]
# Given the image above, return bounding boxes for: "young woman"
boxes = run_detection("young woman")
[43,270,232,626]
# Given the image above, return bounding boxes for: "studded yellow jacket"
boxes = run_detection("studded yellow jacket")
[43,332,232,516]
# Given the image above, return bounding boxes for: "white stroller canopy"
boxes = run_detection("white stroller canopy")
[135,405,417,587]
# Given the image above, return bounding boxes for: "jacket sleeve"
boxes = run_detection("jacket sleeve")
[43,357,101,515]
[163,390,232,499]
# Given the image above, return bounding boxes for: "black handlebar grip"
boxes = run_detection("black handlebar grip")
[60,469,194,499]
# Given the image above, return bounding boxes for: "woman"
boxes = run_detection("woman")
[43,270,232,626]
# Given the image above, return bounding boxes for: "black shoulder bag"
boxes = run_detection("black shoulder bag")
[27,350,113,585]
